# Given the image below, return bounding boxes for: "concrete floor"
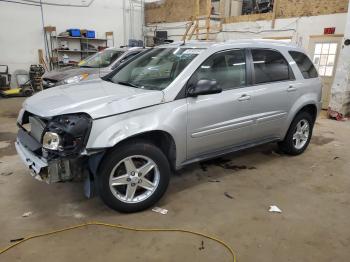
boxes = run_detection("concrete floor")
[0,97,350,262]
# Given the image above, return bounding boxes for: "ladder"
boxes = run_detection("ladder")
[182,0,223,41]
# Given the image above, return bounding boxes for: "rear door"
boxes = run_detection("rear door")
[246,48,298,141]
[186,49,254,159]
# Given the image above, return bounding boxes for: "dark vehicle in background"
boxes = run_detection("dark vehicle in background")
[42,47,143,88]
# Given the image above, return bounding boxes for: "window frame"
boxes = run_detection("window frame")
[311,42,338,77]
[288,50,318,79]
[103,48,152,80]
[248,48,296,86]
[185,48,251,95]
[106,48,200,91]
[112,51,141,69]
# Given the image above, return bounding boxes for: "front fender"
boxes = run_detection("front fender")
[86,100,188,167]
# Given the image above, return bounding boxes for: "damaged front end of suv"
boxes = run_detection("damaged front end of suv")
[16,110,93,184]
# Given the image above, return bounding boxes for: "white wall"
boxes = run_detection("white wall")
[329,4,350,116]
[0,0,143,74]
[146,13,347,53]
[221,13,347,51]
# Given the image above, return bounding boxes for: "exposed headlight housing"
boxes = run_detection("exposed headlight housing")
[43,113,92,157]
[60,73,89,85]
[42,132,60,150]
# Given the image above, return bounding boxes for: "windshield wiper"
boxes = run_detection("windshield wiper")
[117,81,140,88]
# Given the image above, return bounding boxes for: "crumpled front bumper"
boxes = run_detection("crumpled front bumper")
[15,139,48,182]
[15,136,74,184]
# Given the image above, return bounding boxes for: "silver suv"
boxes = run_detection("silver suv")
[15,40,322,212]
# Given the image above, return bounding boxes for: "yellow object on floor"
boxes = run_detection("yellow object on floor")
[0,221,236,262]
[1,88,21,95]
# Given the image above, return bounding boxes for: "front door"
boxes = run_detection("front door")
[186,49,253,159]
[308,36,342,109]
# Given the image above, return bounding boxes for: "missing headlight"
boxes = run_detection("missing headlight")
[43,113,92,158]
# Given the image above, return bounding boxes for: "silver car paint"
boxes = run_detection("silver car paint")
[23,79,164,119]
[20,40,322,169]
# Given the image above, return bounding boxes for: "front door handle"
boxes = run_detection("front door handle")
[238,94,251,101]
[287,85,297,92]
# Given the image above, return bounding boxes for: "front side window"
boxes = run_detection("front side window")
[189,49,246,90]
[289,51,318,79]
[252,49,294,84]
[110,48,201,90]
[79,50,124,68]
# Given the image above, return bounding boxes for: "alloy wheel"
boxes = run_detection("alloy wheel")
[109,155,160,203]
[292,119,310,149]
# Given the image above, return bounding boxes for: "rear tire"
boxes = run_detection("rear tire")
[98,140,170,213]
[278,111,314,155]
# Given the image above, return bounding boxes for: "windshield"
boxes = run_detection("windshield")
[110,48,202,90]
[79,50,124,68]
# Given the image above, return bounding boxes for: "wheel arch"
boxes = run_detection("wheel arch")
[116,130,177,171]
[298,104,318,123]
[282,100,319,140]
[90,130,177,177]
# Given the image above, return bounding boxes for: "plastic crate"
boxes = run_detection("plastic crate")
[86,30,95,38]
[81,29,95,38]
[67,29,81,37]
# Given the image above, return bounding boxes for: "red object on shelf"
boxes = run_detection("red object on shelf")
[324,27,336,35]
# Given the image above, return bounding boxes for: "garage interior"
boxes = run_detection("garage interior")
[1,0,350,261]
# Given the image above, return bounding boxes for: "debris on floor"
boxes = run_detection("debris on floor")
[22,211,33,217]
[261,149,282,157]
[271,151,281,157]
[0,172,13,176]
[224,192,234,199]
[10,237,24,243]
[268,205,282,213]
[199,240,205,250]
[333,156,340,160]
[208,179,220,183]
[152,207,168,215]
[200,158,256,172]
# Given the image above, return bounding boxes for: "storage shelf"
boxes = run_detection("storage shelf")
[46,27,113,69]
[52,35,107,41]
[55,49,98,53]
[55,62,78,66]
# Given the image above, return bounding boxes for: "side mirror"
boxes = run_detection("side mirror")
[187,79,222,97]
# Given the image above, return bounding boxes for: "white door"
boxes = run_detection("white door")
[308,36,342,109]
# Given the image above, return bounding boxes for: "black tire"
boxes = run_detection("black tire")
[278,111,314,155]
[98,139,170,213]
[22,88,33,97]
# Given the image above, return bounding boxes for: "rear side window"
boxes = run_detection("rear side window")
[251,49,294,84]
[289,51,318,79]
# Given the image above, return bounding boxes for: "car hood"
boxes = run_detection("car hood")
[23,79,164,119]
[43,67,101,82]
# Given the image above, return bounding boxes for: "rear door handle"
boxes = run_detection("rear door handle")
[287,85,297,92]
[238,94,251,101]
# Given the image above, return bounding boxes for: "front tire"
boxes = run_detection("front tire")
[278,111,314,155]
[98,140,170,213]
